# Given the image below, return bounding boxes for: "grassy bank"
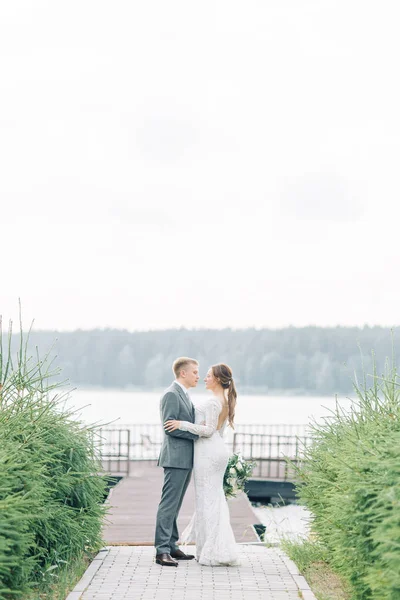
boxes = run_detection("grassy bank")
[292,353,400,599]
[26,553,91,600]
[0,317,107,599]
[282,540,351,600]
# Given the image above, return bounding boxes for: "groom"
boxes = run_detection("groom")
[154,357,200,566]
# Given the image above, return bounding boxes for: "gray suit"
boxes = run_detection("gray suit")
[155,382,198,555]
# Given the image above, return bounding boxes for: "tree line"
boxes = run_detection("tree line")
[12,326,400,394]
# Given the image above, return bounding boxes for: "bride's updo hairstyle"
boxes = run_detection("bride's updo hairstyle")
[212,363,237,428]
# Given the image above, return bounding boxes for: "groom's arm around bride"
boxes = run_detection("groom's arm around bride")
[160,391,198,441]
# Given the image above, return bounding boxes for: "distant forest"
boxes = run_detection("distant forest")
[9,326,400,395]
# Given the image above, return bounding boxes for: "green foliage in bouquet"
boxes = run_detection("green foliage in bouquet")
[223,453,256,498]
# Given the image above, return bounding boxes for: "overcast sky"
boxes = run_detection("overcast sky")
[1,1,400,331]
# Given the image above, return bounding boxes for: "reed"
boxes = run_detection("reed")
[0,309,106,599]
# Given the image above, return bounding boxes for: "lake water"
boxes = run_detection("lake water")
[253,504,311,544]
[62,387,354,429]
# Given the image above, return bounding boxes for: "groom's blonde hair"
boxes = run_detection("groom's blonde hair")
[173,357,199,378]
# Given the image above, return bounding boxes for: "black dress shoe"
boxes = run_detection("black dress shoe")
[155,553,178,567]
[170,549,195,560]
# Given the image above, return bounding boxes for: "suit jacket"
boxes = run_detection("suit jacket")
[157,382,198,469]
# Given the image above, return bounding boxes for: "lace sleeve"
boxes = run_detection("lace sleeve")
[179,400,220,437]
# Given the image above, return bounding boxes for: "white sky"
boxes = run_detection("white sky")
[1,1,400,331]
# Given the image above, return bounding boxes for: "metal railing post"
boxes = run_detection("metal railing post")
[127,429,131,476]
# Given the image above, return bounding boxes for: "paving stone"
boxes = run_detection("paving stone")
[67,545,315,600]
[66,545,317,600]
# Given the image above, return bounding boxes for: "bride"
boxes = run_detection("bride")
[164,363,239,566]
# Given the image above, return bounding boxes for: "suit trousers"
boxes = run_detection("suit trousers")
[155,467,192,555]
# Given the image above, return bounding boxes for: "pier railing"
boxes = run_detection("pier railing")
[232,432,313,480]
[99,424,312,479]
[99,428,132,476]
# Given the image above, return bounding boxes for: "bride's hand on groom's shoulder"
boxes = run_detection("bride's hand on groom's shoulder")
[164,420,180,432]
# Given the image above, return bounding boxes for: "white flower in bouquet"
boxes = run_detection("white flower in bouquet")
[224,453,256,499]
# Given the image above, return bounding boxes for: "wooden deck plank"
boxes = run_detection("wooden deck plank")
[102,461,261,544]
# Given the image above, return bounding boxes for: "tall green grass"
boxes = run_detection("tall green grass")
[0,312,107,598]
[295,353,400,599]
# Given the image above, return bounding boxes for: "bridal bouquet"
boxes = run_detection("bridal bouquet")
[223,453,256,498]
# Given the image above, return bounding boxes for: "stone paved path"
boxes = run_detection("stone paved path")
[66,545,316,600]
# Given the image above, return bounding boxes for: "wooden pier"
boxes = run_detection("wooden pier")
[102,461,261,545]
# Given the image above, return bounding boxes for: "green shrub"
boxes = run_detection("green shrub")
[0,315,107,598]
[295,357,400,599]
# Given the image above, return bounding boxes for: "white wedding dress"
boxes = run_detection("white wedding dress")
[179,396,239,566]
